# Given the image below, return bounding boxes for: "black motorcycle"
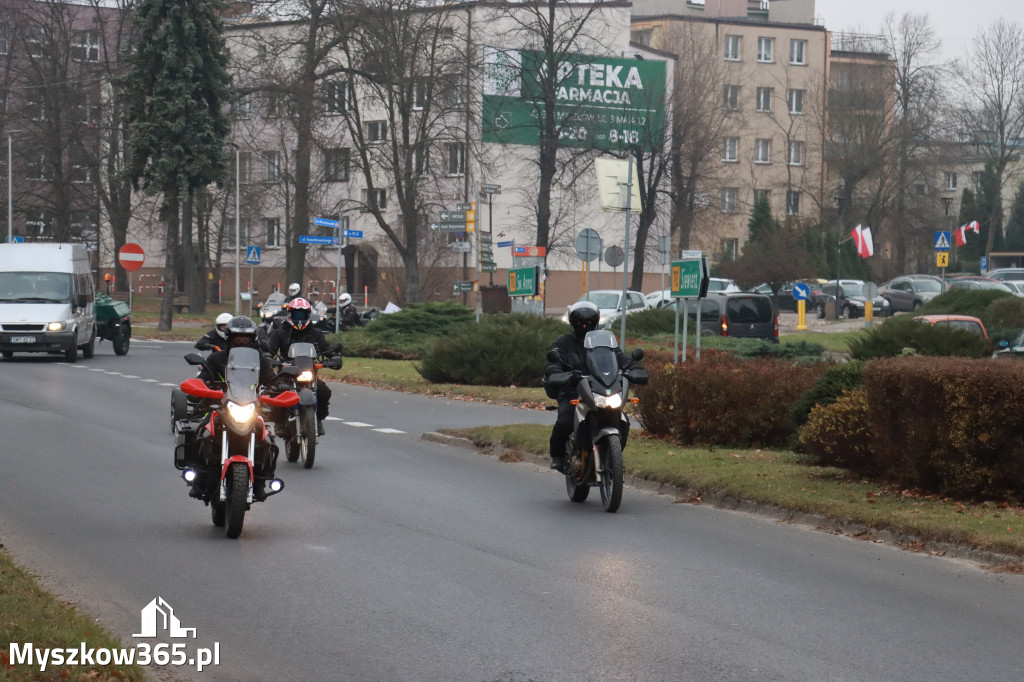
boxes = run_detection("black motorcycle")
[173,349,298,537]
[544,330,647,513]
[269,342,342,469]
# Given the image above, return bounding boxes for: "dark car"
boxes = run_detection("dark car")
[945,276,1015,293]
[750,281,823,313]
[683,292,778,343]
[880,275,943,312]
[812,280,891,319]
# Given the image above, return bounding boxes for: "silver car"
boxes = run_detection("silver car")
[880,275,943,312]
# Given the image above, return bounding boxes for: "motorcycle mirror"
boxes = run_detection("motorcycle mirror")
[546,349,561,363]
[631,348,645,361]
[184,353,206,366]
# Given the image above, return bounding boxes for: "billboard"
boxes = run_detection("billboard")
[482,47,666,151]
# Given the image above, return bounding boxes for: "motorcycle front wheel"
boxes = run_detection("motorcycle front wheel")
[564,445,590,503]
[300,405,317,469]
[225,462,249,538]
[598,437,624,513]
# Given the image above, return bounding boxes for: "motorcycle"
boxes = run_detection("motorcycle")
[269,341,343,469]
[543,330,648,513]
[173,348,299,538]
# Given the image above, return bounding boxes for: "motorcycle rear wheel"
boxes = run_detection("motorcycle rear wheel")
[598,437,624,513]
[300,405,317,469]
[225,463,248,538]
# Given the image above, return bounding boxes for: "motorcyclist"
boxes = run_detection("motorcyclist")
[544,301,637,473]
[337,293,364,330]
[267,298,338,435]
[194,312,233,352]
[283,282,302,307]
[199,316,278,388]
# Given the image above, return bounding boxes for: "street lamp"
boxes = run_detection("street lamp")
[228,142,241,315]
[834,187,846,316]
[7,130,21,243]
[941,195,954,288]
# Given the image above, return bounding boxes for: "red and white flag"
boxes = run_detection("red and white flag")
[955,225,968,247]
[968,220,980,233]
[850,224,874,259]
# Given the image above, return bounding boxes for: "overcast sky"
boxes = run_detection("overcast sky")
[815,0,1024,63]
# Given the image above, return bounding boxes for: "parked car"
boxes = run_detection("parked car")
[644,289,676,309]
[749,280,823,312]
[812,280,891,319]
[944,276,1015,293]
[914,314,989,339]
[987,268,1024,283]
[995,328,1024,359]
[879,275,944,312]
[561,289,648,328]
[680,291,779,343]
[1003,281,1024,296]
[707,277,741,293]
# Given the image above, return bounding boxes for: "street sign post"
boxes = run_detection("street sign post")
[118,243,146,309]
[670,257,710,364]
[479,183,501,195]
[245,246,261,265]
[513,245,547,258]
[341,230,363,239]
[508,267,539,296]
[299,235,337,245]
[452,280,476,293]
[314,217,340,229]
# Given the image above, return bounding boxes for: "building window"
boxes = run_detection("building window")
[71,151,93,184]
[26,94,45,121]
[265,93,282,118]
[72,93,100,126]
[226,219,250,248]
[723,84,740,110]
[412,145,429,175]
[324,148,349,182]
[231,93,252,119]
[786,190,801,215]
[721,238,738,261]
[914,183,926,196]
[754,189,771,206]
[25,26,45,58]
[724,35,741,61]
[788,89,805,115]
[788,140,804,166]
[325,81,351,114]
[237,151,252,184]
[26,151,50,181]
[721,188,738,213]
[756,87,773,113]
[789,39,807,66]
[71,210,98,241]
[945,172,958,191]
[71,30,99,62]
[722,137,738,163]
[25,210,52,236]
[361,188,387,211]
[0,23,8,55]
[445,142,465,176]
[266,217,280,247]
[366,120,387,143]
[411,79,427,110]
[264,150,281,181]
[757,37,774,63]
[754,139,772,164]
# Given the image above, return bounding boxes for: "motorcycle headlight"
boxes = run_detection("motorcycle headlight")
[297,370,314,383]
[594,393,622,409]
[226,401,257,424]
[48,321,67,331]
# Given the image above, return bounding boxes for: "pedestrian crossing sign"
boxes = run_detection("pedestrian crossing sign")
[246,246,261,265]
[934,231,951,250]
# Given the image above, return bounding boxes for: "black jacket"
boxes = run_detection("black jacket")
[267,324,332,359]
[194,328,225,352]
[339,304,364,329]
[544,333,636,400]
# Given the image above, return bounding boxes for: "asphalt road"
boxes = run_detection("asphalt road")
[1,340,1023,681]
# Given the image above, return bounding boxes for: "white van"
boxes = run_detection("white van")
[0,243,97,362]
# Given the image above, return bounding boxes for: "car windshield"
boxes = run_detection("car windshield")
[0,271,72,303]
[841,284,865,297]
[915,280,942,293]
[581,292,621,309]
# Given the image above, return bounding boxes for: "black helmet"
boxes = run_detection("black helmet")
[567,301,600,341]
[226,315,259,348]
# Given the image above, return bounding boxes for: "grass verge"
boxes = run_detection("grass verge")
[0,548,146,680]
[443,424,1024,564]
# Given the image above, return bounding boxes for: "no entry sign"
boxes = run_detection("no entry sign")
[118,243,146,271]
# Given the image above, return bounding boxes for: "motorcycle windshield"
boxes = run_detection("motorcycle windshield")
[288,342,317,359]
[584,330,619,387]
[224,347,261,404]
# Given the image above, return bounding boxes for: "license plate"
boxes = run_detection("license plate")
[10,336,36,343]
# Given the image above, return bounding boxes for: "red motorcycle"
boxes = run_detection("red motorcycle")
[174,348,299,538]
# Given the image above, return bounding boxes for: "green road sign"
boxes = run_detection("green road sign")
[480,262,498,273]
[440,210,467,221]
[452,281,476,293]
[482,48,666,151]
[508,266,539,296]
[670,259,708,298]
[430,222,468,232]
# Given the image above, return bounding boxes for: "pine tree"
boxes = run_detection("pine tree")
[121,0,232,329]
[1003,182,1024,251]
[745,195,780,249]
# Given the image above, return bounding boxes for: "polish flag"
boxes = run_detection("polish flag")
[968,220,980,233]
[955,225,968,247]
[850,224,874,258]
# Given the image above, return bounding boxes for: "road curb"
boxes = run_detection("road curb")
[421,431,1023,569]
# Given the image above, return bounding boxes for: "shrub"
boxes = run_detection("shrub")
[798,389,874,470]
[415,313,568,386]
[847,314,990,360]
[917,288,1011,318]
[619,306,679,337]
[340,301,475,360]
[791,360,865,427]
[983,295,1024,330]
[635,353,825,448]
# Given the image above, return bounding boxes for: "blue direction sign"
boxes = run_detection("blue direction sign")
[6,236,24,243]
[497,240,514,247]
[341,230,363,239]
[245,246,261,265]
[792,283,810,300]
[934,231,951,250]
[314,217,340,228]
[300,235,337,245]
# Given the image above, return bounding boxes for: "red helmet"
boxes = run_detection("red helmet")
[288,298,312,330]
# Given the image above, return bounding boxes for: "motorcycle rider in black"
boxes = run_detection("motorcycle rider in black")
[195,312,234,352]
[337,292,364,330]
[544,301,637,473]
[199,315,278,388]
[267,297,336,435]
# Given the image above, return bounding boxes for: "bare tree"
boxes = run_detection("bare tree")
[952,18,1024,256]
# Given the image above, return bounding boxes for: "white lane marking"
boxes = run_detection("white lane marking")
[140,379,159,383]
[324,416,343,421]
[88,368,105,372]
[344,421,373,427]
[106,371,123,376]
[159,383,177,387]
[373,428,405,434]
[121,374,140,379]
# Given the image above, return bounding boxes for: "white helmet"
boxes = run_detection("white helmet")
[215,312,233,338]
[339,293,352,307]
[288,282,301,296]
